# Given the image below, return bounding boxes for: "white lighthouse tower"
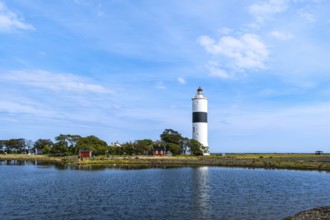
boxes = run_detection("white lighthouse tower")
[192,87,210,155]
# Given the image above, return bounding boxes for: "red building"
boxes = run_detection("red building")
[152,145,166,156]
[79,150,92,158]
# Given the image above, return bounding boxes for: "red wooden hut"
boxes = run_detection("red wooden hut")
[152,145,166,156]
[79,150,92,158]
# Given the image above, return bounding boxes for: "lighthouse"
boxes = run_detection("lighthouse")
[192,87,210,155]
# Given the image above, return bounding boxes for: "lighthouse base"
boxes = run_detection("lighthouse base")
[202,147,210,156]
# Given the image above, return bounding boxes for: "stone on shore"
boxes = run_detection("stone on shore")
[284,206,330,220]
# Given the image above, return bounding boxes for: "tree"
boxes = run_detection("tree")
[25,140,34,153]
[160,129,183,145]
[121,142,135,155]
[180,137,190,155]
[108,139,154,156]
[160,129,185,155]
[188,139,204,156]
[34,139,54,154]
[108,146,124,155]
[166,143,182,155]
[134,139,153,155]
[4,139,26,153]
[52,142,69,155]
[0,140,5,153]
[54,134,81,155]
[76,135,108,156]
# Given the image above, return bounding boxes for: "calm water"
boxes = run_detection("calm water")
[1,161,330,220]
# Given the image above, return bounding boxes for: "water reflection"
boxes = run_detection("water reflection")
[1,160,34,166]
[192,167,210,219]
[1,162,330,219]
[0,160,184,171]
[0,160,61,168]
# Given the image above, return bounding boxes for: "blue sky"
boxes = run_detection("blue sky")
[1,0,330,153]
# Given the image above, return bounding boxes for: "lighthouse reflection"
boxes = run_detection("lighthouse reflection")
[192,166,210,218]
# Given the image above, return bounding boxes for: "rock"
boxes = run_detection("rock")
[284,206,330,220]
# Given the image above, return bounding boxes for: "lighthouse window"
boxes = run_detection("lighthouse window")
[193,127,195,133]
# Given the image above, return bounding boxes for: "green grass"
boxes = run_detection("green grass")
[0,154,62,162]
[1,154,330,171]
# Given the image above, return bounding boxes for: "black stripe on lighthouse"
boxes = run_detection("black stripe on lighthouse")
[192,112,207,123]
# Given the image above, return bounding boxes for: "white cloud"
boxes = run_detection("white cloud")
[249,0,289,25]
[155,81,166,89]
[270,30,294,40]
[177,77,186,84]
[0,70,111,94]
[206,61,230,79]
[72,0,104,17]
[0,100,59,119]
[0,2,34,33]
[198,33,269,75]
[298,9,315,22]
[217,27,233,35]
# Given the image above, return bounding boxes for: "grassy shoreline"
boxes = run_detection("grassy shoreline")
[1,154,330,171]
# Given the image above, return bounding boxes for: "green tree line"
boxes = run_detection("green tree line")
[0,129,205,156]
